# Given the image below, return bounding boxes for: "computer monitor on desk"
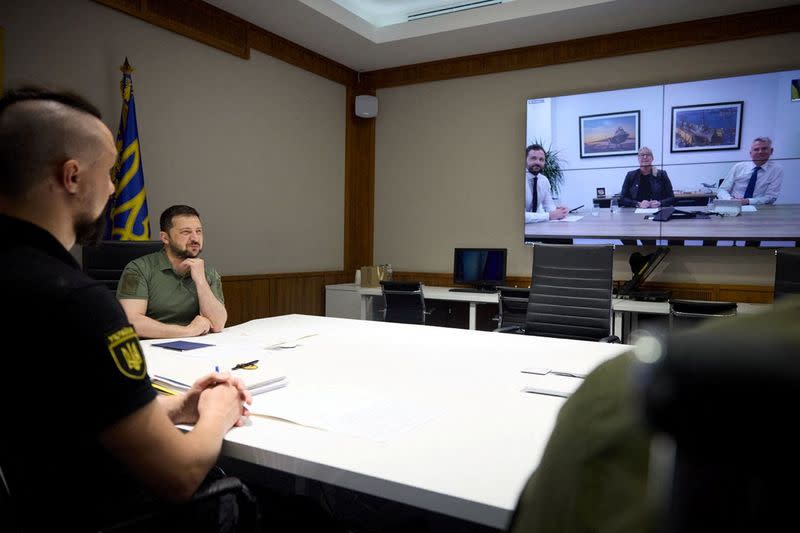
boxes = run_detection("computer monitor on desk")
[451,248,507,292]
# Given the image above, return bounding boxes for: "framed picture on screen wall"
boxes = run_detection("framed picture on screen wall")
[579,110,640,158]
[671,101,743,153]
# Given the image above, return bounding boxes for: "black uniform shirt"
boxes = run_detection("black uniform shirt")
[0,214,157,531]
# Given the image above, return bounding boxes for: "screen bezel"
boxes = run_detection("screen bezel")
[453,248,508,286]
[523,68,800,247]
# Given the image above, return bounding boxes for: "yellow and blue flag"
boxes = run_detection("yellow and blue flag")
[105,57,150,240]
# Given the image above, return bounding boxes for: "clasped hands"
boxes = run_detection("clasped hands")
[180,372,253,429]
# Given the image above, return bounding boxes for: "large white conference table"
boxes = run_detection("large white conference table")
[143,314,631,530]
[357,285,770,340]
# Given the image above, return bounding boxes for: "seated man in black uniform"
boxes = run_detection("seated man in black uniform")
[0,87,253,531]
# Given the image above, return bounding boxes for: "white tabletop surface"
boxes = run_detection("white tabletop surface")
[155,314,631,529]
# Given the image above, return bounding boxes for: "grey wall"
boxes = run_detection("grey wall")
[1,0,345,275]
[374,34,800,285]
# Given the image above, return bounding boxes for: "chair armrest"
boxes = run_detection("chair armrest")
[101,476,260,533]
[495,325,525,334]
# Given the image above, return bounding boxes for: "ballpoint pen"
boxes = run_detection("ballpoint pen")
[231,359,259,371]
[569,205,584,213]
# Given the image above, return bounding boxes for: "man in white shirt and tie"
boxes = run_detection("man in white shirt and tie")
[717,137,783,205]
[525,143,568,223]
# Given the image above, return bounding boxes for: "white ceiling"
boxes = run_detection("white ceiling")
[205,0,796,72]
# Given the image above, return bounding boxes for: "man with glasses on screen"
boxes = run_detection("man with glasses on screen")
[525,143,568,222]
[717,137,783,206]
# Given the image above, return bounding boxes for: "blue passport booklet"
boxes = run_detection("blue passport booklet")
[152,340,214,351]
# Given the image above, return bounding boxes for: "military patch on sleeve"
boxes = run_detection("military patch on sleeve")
[119,270,140,295]
[106,326,147,380]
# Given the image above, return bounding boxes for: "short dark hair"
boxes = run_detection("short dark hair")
[526,143,545,157]
[0,86,101,118]
[160,205,201,232]
[0,86,103,197]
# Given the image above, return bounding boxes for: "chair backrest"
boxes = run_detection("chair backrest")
[82,240,163,291]
[380,280,426,325]
[497,286,530,330]
[526,243,614,341]
[668,299,737,332]
[0,464,19,533]
[774,249,800,300]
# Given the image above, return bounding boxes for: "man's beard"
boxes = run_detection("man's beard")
[168,240,201,260]
[527,165,541,175]
[75,200,111,246]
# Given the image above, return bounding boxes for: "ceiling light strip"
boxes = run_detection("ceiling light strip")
[408,0,503,22]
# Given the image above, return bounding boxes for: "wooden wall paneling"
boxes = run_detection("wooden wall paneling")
[94,0,358,85]
[221,277,271,326]
[718,285,775,304]
[248,25,355,86]
[344,85,376,276]
[270,274,326,316]
[223,271,352,325]
[362,6,800,88]
[94,0,250,58]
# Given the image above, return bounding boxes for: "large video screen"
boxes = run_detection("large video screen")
[524,69,800,246]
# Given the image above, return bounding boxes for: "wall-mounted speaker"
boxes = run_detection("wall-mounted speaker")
[355,95,378,118]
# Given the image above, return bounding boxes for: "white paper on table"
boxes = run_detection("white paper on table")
[741,205,757,212]
[635,208,659,214]
[249,384,446,442]
[521,374,584,398]
[521,366,588,378]
[555,215,583,222]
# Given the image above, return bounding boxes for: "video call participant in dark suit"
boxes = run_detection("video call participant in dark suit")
[619,146,675,208]
[0,86,252,531]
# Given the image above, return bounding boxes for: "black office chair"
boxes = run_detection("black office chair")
[667,299,737,333]
[1,463,259,533]
[0,465,19,533]
[523,243,619,342]
[494,286,530,333]
[774,248,800,300]
[82,240,163,291]
[640,296,800,532]
[379,280,431,325]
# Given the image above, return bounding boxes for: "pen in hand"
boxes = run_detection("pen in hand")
[569,205,584,213]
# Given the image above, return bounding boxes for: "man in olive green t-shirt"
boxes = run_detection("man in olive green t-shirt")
[117,205,226,339]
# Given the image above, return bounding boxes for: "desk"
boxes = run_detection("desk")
[350,284,771,341]
[357,285,498,330]
[612,299,770,340]
[154,314,630,530]
[593,192,714,208]
[525,204,800,241]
